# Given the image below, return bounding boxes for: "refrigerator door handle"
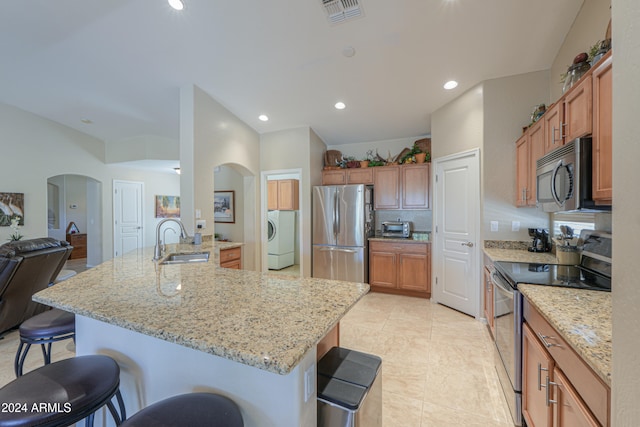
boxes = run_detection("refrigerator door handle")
[333,190,339,240]
[319,247,358,253]
[335,188,340,236]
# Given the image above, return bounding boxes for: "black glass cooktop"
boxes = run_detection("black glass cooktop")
[494,261,611,292]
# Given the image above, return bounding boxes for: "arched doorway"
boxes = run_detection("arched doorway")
[47,174,103,268]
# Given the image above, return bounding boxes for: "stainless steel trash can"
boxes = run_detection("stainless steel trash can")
[317,347,382,427]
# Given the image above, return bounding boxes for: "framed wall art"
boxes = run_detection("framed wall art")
[0,192,24,226]
[155,195,181,218]
[214,191,235,223]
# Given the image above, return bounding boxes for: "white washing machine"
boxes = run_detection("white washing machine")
[267,210,296,270]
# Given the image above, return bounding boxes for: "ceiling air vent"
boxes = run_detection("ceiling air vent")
[322,0,364,25]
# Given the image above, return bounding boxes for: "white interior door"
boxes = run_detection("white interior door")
[432,149,480,317]
[113,180,144,257]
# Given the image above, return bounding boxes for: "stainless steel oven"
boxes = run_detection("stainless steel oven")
[490,267,523,426]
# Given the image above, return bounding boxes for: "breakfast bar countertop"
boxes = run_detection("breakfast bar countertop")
[34,241,369,375]
[519,284,612,387]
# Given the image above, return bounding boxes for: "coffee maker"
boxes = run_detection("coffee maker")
[528,228,551,252]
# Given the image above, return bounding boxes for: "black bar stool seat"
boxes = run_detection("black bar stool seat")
[14,308,75,377]
[121,393,243,427]
[0,355,126,427]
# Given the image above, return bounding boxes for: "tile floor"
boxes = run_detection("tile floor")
[340,293,513,427]
[0,290,513,426]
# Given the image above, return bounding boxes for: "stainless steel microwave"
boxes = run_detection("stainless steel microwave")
[536,137,610,212]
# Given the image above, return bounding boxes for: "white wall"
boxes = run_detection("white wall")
[431,85,484,159]
[550,0,612,100]
[0,103,180,259]
[179,85,261,271]
[612,0,640,423]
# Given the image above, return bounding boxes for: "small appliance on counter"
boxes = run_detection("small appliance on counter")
[527,228,550,252]
[381,221,411,238]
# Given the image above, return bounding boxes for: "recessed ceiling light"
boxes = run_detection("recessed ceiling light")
[335,102,346,110]
[168,0,184,11]
[342,46,356,58]
[258,114,269,122]
[443,80,458,90]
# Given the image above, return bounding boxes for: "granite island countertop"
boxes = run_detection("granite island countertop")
[519,284,611,387]
[34,241,369,375]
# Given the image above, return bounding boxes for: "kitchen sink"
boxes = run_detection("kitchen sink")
[159,251,210,264]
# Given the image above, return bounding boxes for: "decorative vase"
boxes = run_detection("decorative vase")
[415,152,426,163]
[359,160,369,168]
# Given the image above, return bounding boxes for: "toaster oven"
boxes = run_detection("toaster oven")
[381,221,410,238]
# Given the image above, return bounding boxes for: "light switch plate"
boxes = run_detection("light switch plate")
[512,221,520,231]
[304,364,315,402]
[195,209,201,219]
[491,221,499,232]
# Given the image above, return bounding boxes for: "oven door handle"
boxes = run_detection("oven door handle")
[491,270,514,296]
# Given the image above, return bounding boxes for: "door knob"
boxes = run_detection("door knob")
[461,242,474,247]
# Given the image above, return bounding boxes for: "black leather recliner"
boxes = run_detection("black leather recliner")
[0,238,73,335]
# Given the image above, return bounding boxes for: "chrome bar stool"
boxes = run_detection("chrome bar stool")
[120,393,243,427]
[14,308,75,377]
[0,355,126,427]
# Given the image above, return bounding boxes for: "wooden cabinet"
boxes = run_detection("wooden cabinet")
[373,164,430,210]
[483,267,494,339]
[592,54,613,204]
[401,164,430,209]
[267,179,299,211]
[373,166,400,209]
[321,168,373,185]
[516,120,544,207]
[523,298,610,426]
[220,246,242,269]
[369,240,430,297]
[543,76,593,155]
[564,75,593,141]
[523,322,554,427]
[66,233,87,259]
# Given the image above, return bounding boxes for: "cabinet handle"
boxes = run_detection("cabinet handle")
[545,376,558,407]
[537,363,549,391]
[461,242,474,247]
[522,188,527,202]
[538,333,562,348]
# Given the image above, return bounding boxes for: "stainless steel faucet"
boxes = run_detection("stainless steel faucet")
[154,218,191,260]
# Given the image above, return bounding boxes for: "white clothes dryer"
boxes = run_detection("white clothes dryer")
[267,210,295,270]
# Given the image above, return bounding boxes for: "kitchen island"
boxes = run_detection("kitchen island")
[34,241,369,427]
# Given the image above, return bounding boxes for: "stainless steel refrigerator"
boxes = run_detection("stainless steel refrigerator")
[312,184,373,283]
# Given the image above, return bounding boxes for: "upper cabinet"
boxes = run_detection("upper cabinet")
[516,120,544,207]
[592,54,613,204]
[321,168,373,185]
[267,179,299,211]
[544,76,592,154]
[374,163,430,210]
[515,51,612,208]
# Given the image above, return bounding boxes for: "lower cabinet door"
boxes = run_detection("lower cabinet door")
[398,253,428,292]
[369,251,396,288]
[523,322,553,427]
[553,368,600,427]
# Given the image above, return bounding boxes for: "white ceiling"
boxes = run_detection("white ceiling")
[1,0,583,148]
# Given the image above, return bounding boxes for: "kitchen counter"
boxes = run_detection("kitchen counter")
[34,240,368,375]
[519,284,611,386]
[369,236,431,243]
[484,247,557,264]
[34,241,369,426]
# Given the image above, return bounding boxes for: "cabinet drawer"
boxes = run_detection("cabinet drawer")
[220,247,241,262]
[524,300,609,426]
[370,240,427,254]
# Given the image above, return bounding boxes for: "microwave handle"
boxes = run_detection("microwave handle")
[550,159,564,207]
